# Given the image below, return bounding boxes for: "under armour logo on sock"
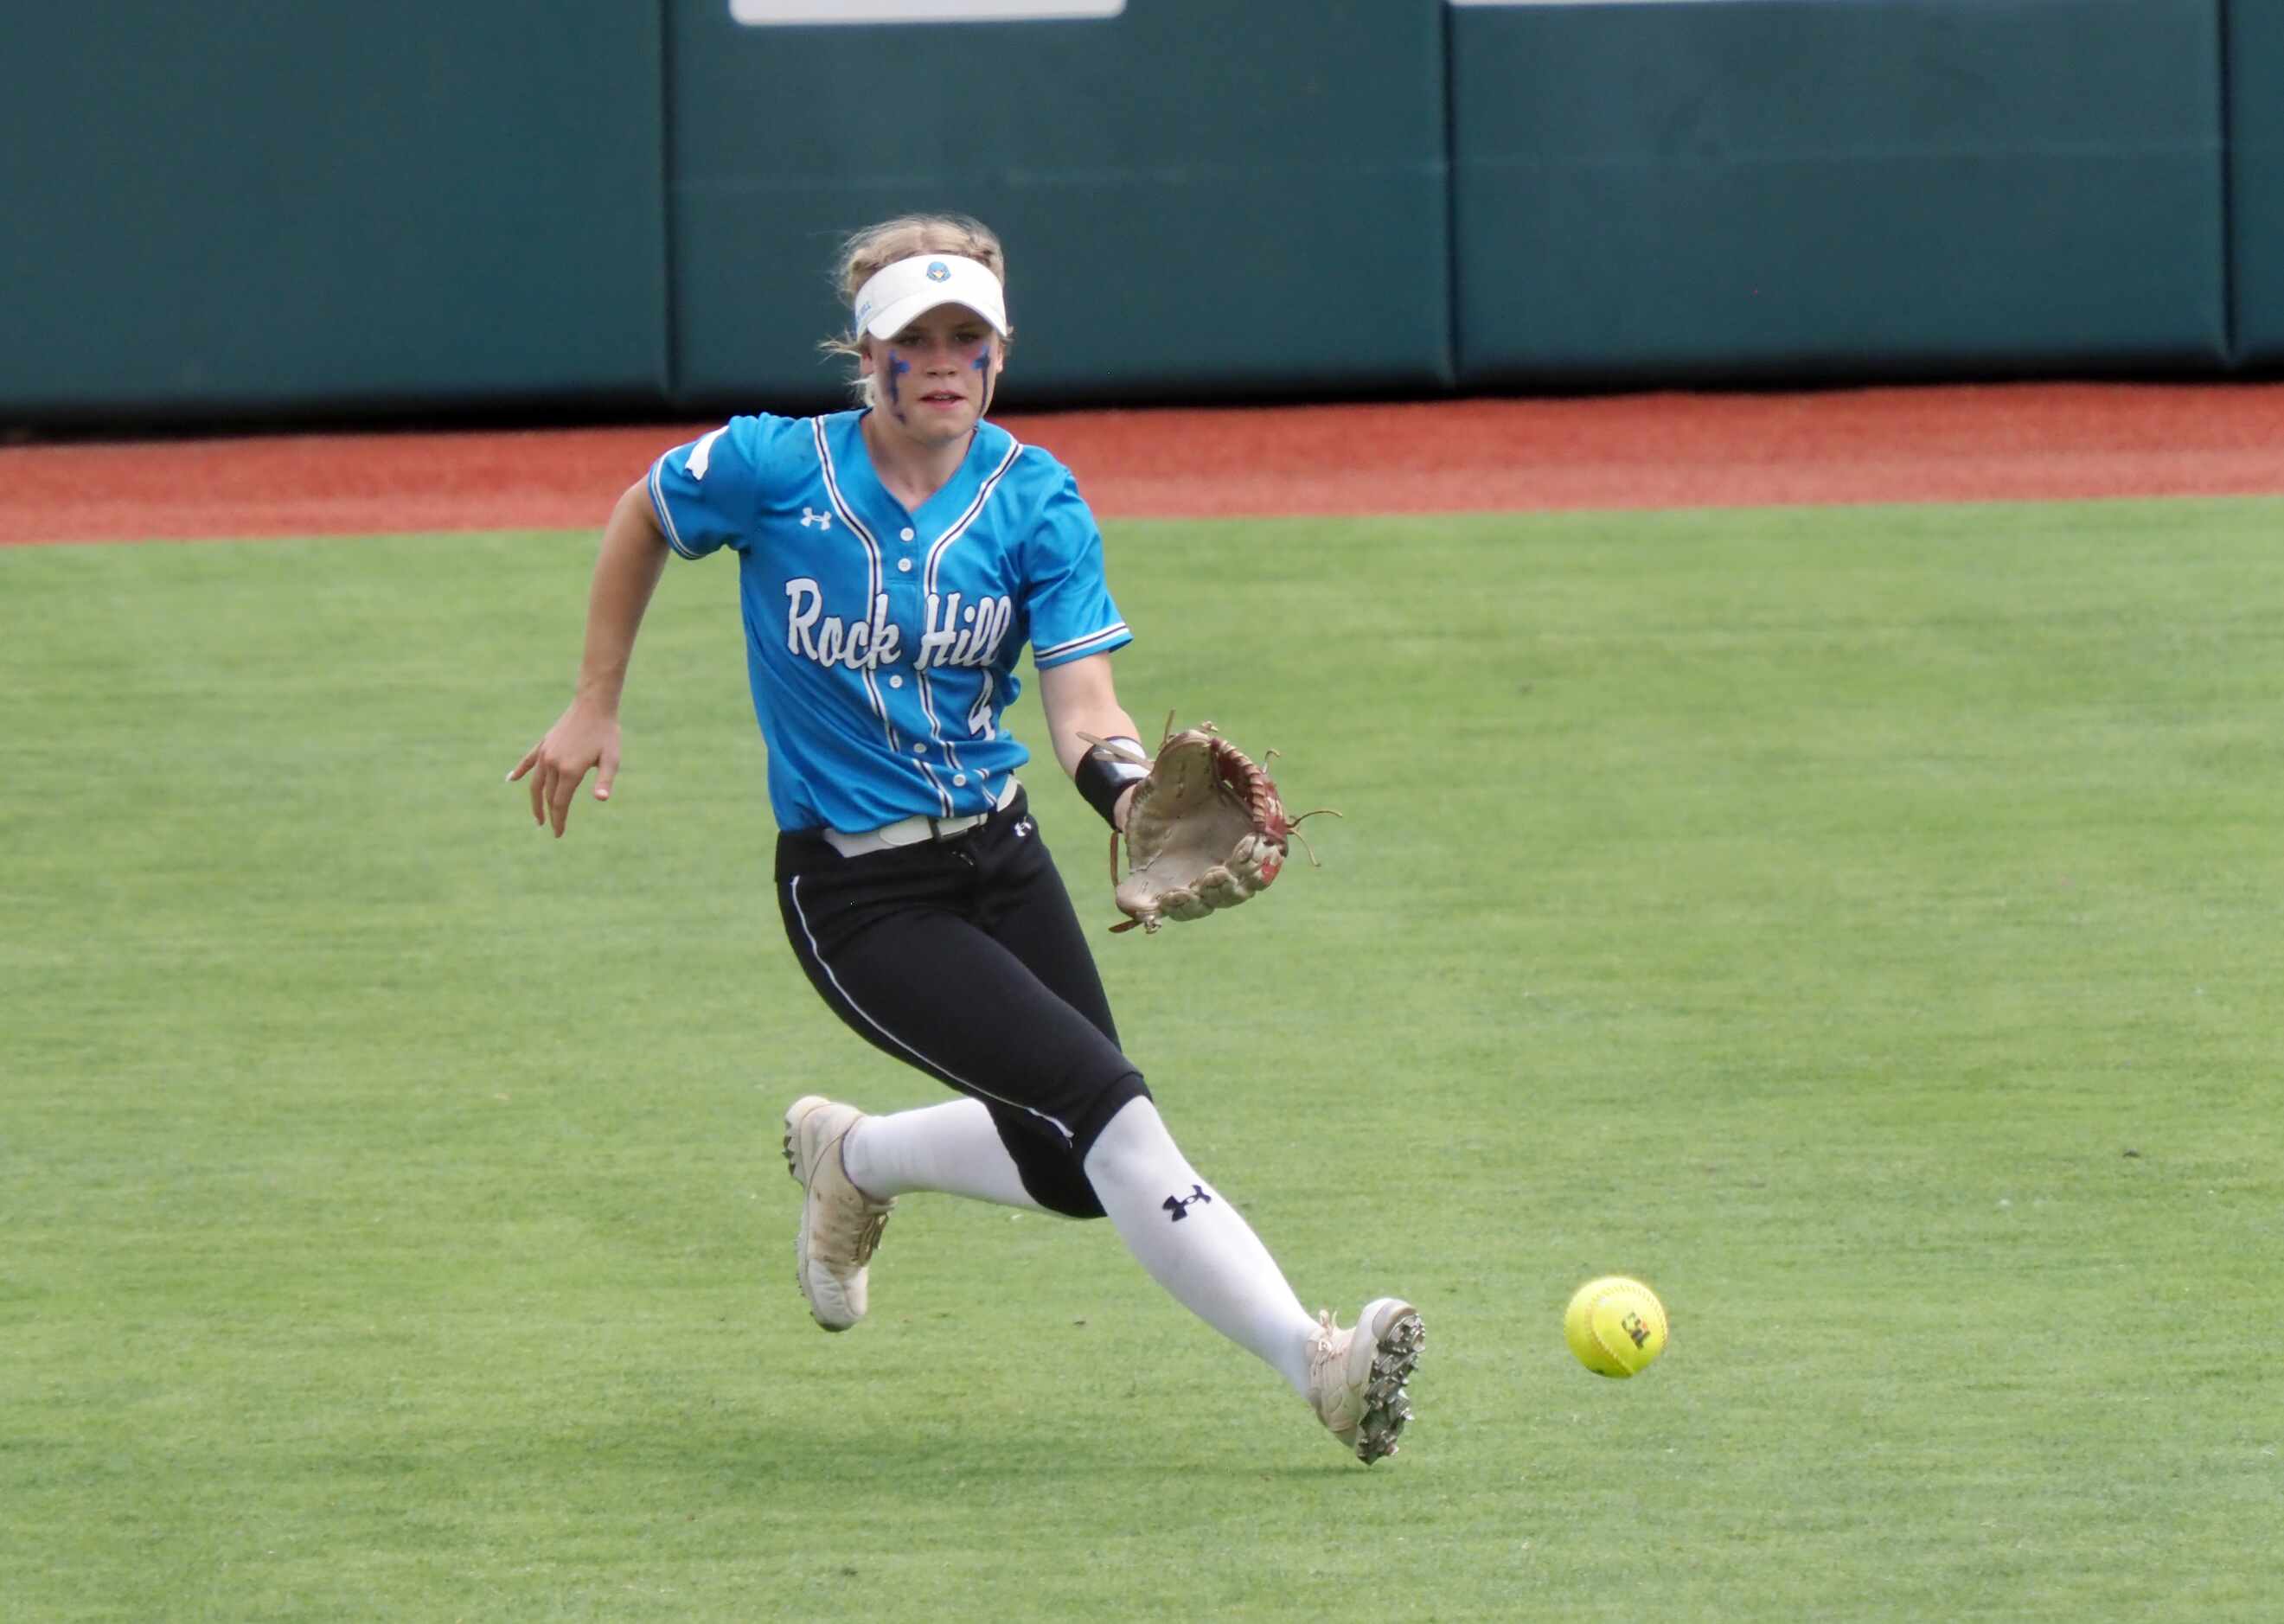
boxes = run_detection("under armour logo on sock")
[800,507,833,530]
[1161,1184,1212,1222]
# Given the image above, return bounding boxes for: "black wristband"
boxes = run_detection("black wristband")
[1076,738,1150,829]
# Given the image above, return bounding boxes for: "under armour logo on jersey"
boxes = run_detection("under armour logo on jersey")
[1014,817,1034,839]
[1161,1184,1212,1222]
[800,507,833,530]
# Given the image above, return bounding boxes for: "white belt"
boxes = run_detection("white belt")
[822,777,1020,858]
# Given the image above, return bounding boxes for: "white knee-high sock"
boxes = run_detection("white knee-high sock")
[1081,1097,1320,1396]
[841,1098,1047,1212]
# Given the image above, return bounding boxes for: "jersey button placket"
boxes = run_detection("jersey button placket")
[883,516,923,713]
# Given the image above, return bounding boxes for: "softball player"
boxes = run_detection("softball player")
[509,215,1421,1462]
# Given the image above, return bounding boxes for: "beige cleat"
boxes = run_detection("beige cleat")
[1307,1297,1424,1464]
[782,1095,893,1332]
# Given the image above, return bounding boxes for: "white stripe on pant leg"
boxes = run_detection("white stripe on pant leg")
[787,876,1074,1143]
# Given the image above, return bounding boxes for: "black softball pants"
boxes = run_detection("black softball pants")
[773,789,1149,1219]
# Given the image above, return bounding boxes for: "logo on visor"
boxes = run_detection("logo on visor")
[926,261,950,282]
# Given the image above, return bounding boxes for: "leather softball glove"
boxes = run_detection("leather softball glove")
[1097,718,1337,934]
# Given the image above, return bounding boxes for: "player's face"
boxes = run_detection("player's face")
[864,305,1004,446]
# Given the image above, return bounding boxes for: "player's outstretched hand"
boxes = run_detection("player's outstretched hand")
[508,701,622,838]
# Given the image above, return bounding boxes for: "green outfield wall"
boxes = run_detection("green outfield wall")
[1449,0,2228,386]
[0,6,669,423]
[661,0,1452,413]
[3,1,2281,426]
[2230,0,2284,363]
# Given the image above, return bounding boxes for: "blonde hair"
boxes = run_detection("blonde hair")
[822,214,1011,405]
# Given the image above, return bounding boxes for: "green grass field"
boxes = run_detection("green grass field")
[5,497,2281,1621]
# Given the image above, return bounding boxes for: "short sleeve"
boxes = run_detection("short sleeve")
[646,415,802,560]
[1023,470,1133,668]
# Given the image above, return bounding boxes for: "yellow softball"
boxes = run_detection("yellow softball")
[1564,1276,1669,1378]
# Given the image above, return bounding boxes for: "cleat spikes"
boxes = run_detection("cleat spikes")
[1307,1298,1424,1466]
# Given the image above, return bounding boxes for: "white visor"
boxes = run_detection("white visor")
[853,253,1009,341]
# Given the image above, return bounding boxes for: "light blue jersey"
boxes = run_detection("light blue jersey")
[647,410,1130,834]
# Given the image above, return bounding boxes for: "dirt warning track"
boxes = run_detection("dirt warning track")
[4,381,2281,545]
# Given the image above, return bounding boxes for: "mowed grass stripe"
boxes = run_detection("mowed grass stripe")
[3,498,2279,1621]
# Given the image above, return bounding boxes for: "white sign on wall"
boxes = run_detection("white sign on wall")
[733,0,1123,22]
